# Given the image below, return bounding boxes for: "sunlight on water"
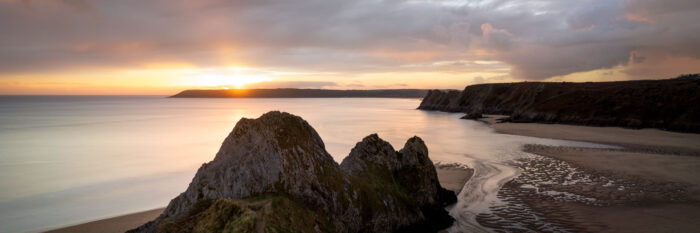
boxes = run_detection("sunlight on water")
[0,96,613,233]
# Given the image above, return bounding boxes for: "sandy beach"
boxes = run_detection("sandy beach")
[480,115,700,233]
[436,163,475,194]
[484,115,700,156]
[45,208,164,233]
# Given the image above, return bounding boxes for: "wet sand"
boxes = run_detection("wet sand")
[45,208,164,233]
[484,115,700,155]
[481,115,700,233]
[436,163,475,194]
[46,166,474,233]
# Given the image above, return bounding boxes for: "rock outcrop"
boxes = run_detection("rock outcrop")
[418,76,700,133]
[129,111,456,233]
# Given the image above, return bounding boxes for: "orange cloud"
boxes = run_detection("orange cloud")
[625,13,654,23]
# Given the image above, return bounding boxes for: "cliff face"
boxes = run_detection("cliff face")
[129,111,456,233]
[417,90,462,112]
[418,78,700,132]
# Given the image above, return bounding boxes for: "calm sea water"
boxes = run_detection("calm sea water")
[0,96,611,233]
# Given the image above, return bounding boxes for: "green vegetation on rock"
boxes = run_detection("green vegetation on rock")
[158,195,336,233]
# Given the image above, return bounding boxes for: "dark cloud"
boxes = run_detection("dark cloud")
[463,0,700,79]
[631,53,646,64]
[0,0,698,79]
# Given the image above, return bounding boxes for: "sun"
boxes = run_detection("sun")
[194,73,270,89]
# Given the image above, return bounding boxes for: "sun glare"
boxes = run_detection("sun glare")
[195,73,270,89]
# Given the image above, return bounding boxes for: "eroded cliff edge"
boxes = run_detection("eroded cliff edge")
[128,111,456,233]
[418,77,700,132]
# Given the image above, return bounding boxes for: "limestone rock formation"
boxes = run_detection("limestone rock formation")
[417,90,462,111]
[129,111,456,233]
[418,77,700,132]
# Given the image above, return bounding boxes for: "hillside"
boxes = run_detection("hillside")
[418,76,700,132]
[170,89,429,98]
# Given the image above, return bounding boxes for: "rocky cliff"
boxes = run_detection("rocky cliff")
[418,77,700,132]
[128,111,456,233]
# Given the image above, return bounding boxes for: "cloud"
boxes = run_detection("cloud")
[0,0,698,80]
[480,23,515,51]
[244,81,337,89]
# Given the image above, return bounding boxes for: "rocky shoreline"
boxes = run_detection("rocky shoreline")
[46,164,475,233]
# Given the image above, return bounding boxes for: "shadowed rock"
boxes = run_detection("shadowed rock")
[128,111,456,233]
[460,109,484,120]
[418,76,700,133]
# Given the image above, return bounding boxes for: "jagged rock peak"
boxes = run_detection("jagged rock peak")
[340,133,400,175]
[219,110,327,160]
[340,134,451,207]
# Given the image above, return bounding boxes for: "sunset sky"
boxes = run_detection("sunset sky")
[1,0,699,94]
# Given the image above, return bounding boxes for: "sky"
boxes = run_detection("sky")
[1,0,699,95]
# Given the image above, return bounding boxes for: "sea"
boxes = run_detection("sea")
[0,96,612,233]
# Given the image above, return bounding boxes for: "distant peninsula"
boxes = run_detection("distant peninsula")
[171,88,431,98]
[419,74,700,133]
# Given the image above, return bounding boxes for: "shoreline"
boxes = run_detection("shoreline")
[45,208,164,233]
[479,115,700,232]
[46,117,700,233]
[483,115,700,156]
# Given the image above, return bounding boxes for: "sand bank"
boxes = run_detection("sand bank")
[435,163,474,194]
[480,115,700,233]
[484,115,700,155]
[45,208,164,233]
